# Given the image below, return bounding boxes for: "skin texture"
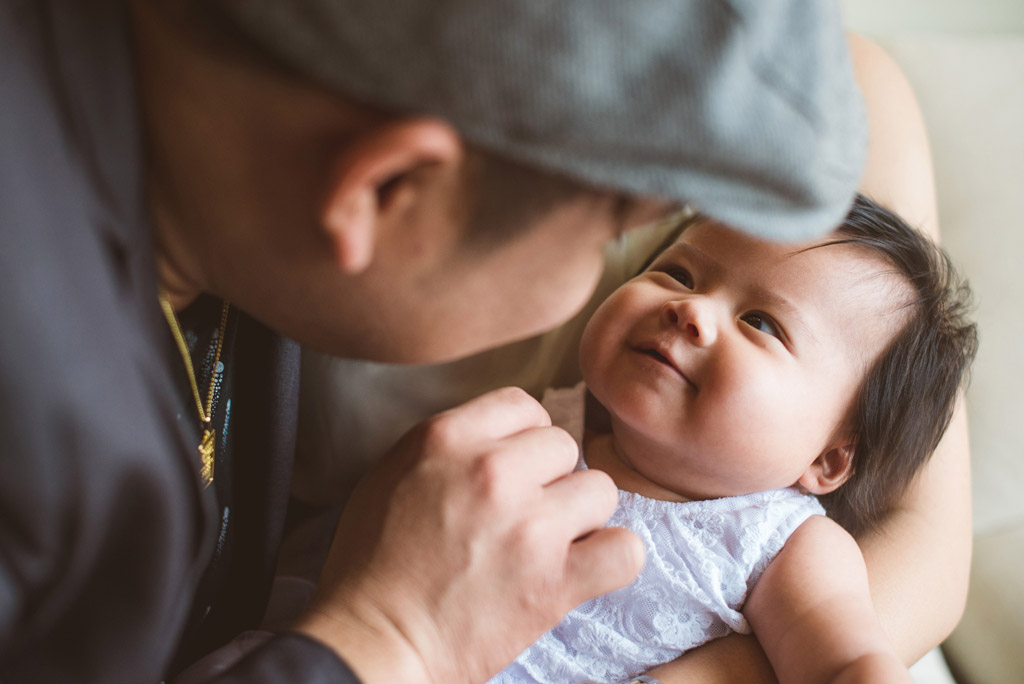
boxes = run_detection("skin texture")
[643,33,972,684]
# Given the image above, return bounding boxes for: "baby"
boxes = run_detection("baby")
[490,195,977,684]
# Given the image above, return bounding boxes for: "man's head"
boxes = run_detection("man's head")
[134,1,672,363]
[134,0,867,363]
[197,0,867,241]
[579,196,975,532]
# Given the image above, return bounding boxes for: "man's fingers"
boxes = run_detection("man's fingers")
[428,387,551,446]
[540,468,619,538]
[565,526,645,606]
[490,425,580,488]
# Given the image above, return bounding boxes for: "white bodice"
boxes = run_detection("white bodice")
[488,385,824,684]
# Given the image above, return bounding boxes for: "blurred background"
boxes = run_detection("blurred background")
[843,0,1024,35]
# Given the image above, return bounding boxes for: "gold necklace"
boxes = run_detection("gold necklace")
[159,293,230,489]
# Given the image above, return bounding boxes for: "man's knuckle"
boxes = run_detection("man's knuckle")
[497,386,548,423]
[495,385,532,404]
[419,413,459,453]
[471,451,506,498]
[586,469,619,506]
[551,427,580,461]
[510,516,545,551]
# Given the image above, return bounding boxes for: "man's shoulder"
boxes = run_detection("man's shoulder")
[0,0,207,636]
[0,0,175,476]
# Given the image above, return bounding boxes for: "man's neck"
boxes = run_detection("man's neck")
[128,0,374,316]
[151,196,206,312]
[130,0,220,311]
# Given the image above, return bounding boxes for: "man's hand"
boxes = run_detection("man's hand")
[294,387,644,683]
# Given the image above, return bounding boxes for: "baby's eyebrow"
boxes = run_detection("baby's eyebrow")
[747,285,817,346]
[668,242,724,277]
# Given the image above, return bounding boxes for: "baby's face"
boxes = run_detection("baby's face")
[580,219,907,500]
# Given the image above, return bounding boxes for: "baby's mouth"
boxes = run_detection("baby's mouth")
[642,348,673,366]
[636,344,696,388]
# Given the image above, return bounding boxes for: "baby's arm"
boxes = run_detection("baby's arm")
[639,515,909,684]
[742,515,910,684]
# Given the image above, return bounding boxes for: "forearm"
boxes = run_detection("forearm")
[832,652,912,684]
[846,32,972,661]
[857,403,972,661]
[643,634,777,684]
[169,632,362,684]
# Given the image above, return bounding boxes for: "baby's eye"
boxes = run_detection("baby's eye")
[662,265,694,289]
[740,312,782,338]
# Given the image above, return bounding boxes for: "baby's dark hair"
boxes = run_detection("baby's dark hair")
[814,194,977,535]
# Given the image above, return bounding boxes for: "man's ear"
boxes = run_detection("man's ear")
[797,443,854,495]
[321,118,462,274]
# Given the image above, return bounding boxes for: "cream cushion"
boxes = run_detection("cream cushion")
[943,526,1024,683]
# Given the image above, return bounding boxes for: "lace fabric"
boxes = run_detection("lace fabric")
[488,385,824,684]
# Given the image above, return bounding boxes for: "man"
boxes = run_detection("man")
[0,1,969,683]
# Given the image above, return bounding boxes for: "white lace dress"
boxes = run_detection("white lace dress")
[488,384,825,684]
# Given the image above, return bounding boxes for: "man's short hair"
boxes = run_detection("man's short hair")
[193,0,869,241]
[460,148,596,247]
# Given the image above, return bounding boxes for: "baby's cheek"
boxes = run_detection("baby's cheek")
[729,374,802,437]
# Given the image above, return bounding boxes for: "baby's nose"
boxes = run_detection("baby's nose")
[663,298,717,347]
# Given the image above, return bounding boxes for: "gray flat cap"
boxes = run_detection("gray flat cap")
[211,0,866,241]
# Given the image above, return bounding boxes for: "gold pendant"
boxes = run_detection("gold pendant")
[199,427,215,488]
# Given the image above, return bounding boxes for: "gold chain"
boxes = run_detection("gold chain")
[159,293,230,488]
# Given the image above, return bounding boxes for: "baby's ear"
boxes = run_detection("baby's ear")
[797,444,854,495]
